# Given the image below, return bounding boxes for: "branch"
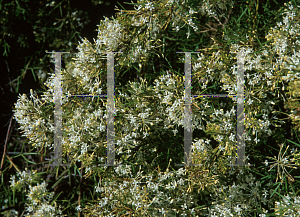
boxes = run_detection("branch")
[213,6,233,29]
[223,7,233,26]
[0,115,14,173]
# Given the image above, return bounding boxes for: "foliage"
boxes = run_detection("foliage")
[1,0,300,216]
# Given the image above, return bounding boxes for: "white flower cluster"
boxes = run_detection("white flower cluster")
[9,168,62,216]
[9,168,35,190]
[199,0,218,17]
[192,138,211,154]
[274,193,300,216]
[13,90,54,149]
[114,164,133,177]
[93,167,197,216]
[25,181,63,216]
[209,168,272,216]
[96,16,125,52]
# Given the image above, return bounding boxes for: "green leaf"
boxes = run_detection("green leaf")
[51,169,69,190]
[236,8,248,24]
[31,68,36,81]
[20,154,36,165]
[286,139,300,147]
[270,182,281,198]
[164,36,177,41]
[117,1,126,10]
[59,5,63,17]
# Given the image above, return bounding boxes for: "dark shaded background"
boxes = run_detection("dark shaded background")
[0,0,134,148]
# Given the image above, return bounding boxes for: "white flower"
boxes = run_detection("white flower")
[216,134,224,142]
[229,133,235,142]
[172,128,178,136]
[145,2,155,11]
[187,18,193,25]
[234,205,242,214]
[189,8,195,14]
[247,97,253,105]
[219,145,225,151]
[159,207,166,214]
[76,205,81,211]
[262,188,268,198]
[9,175,16,188]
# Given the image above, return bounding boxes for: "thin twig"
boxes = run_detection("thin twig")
[0,115,14,173]
[213,6,233,29]
[212,15,223,27]
[223,7,233,26]
[196,29,212,33]
[6,155,20,172]
[78,163,83,217]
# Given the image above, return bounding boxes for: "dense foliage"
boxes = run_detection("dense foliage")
[1,0,300,216]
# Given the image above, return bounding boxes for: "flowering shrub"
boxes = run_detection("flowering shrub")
[2,0,300,216]
[8,168,63,216]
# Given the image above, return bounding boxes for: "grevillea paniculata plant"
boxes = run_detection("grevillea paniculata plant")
[4,0,300,216]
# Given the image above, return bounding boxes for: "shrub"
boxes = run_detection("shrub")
[2,0,300,216]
